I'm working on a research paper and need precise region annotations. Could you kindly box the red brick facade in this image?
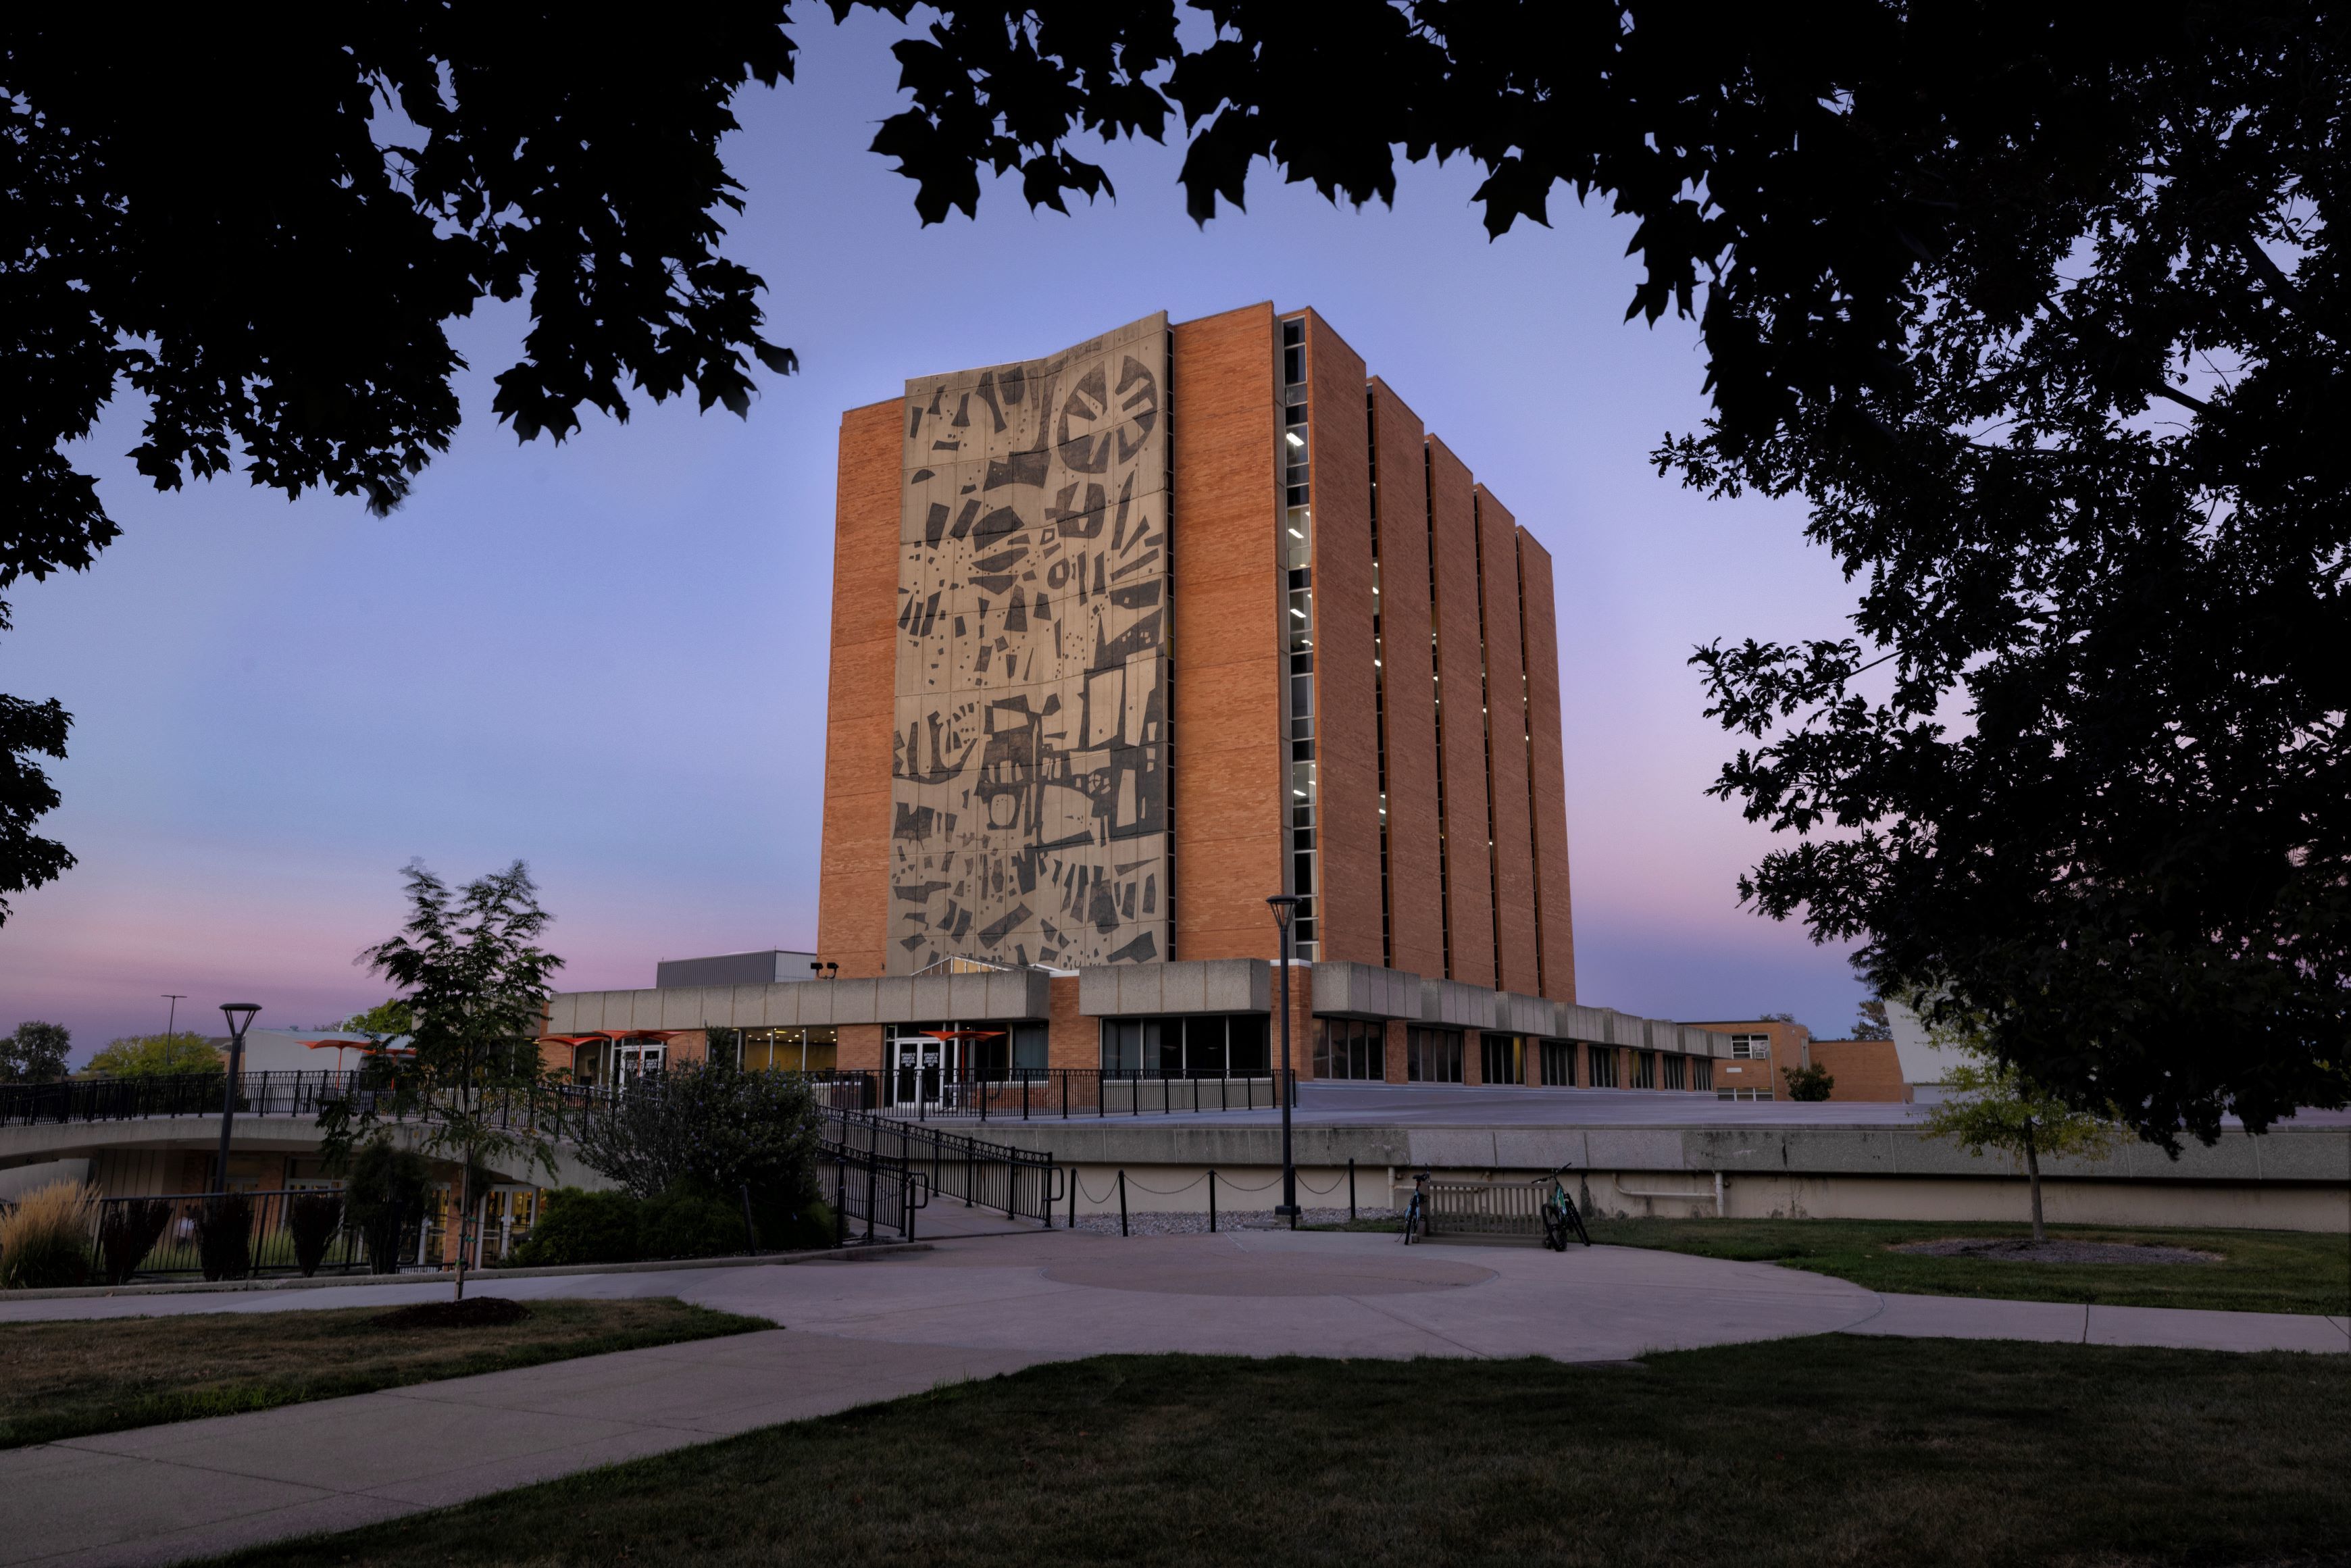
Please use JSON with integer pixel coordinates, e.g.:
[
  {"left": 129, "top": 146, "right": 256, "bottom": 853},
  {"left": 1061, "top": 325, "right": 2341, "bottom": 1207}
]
[{"left": 817, "top": 307, "right": 1572, "bottom": 996}]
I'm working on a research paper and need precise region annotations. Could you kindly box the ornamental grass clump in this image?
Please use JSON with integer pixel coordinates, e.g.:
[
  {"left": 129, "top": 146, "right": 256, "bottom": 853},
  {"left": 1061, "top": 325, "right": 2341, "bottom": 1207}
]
[{"left": 0, "top": 1180, "right": 97, "bottom": 1289}]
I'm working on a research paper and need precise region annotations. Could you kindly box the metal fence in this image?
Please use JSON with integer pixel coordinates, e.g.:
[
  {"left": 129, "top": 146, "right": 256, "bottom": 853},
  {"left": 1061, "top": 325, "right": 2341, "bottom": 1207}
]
[
  {"left": 76, "top": 1189, "right": 430, "bottom": 1284},
  {"left": 820, "top": 1067, "right": 1294, "bottom": 1123},
  {"left": 2, "top": 1066, "right": 1292, "bottom": 1134},
  {"left": 821, "top": 1107, "right": 1059, "bottom": 1225},
  {"left": 0, "top": 1071, "right": 363, "bottom": 1126},
  {"left": 819, "top": 1139, "right": 928, "bottom": 1244}
]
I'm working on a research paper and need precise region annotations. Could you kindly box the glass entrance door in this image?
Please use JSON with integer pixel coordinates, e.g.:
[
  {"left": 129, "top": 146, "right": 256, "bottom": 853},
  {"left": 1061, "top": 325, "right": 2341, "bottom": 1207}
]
[
  {"left": 892, "top": 1034, "right": 944, "bottom": 1108},
  {"left": 614, "top": 1039, "right": 665, "bottom": 1082}
]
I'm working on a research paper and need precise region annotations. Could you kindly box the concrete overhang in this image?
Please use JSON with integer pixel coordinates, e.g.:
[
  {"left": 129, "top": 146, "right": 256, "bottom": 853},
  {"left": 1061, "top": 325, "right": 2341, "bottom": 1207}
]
[
  {"left": 550, "top": 967, "right": 1056, "bottom": 1032},
  {"left": 1080, "top": 959, "right": 1270, "bottom": 1016}
]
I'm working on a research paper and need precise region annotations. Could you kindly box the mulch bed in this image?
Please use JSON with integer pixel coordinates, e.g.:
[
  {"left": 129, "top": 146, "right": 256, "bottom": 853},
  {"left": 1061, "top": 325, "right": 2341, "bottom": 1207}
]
[
  {"left": 1892, "top": 1238, "right": 2223, "bottom": 1266},
  {"left": 369, "top": 1296, "right": 536, "bottom": 1329}
]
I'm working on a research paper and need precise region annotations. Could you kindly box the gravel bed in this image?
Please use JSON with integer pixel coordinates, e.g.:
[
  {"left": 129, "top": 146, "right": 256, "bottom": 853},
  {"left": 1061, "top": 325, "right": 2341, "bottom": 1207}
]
[
  {"left": 1892, "top": 1237, "right": 2223, "bottom": 1265},
  {"left": 1074, "top": 1207, "right": 1396, "bottom": 1237}
]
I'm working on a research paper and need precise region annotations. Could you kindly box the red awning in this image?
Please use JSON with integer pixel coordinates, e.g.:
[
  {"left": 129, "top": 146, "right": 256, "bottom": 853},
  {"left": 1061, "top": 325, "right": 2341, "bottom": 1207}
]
[
  {"left": 536, "top": 1030, "right": 685, "bottom": 1044},
  {"left": 301, "top": 1038, "right": 412, "bottom": 1057},
  {"left": 924, "top": 1029, "right": 1008, "bottom": 1041}
]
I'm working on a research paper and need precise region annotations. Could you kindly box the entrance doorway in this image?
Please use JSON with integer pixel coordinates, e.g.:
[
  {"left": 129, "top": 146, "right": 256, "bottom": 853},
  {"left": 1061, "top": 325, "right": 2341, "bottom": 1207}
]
[
  {"left": 891, "top": 1033, "right": 946, "bottom": 1109},
  {"left": 614, "top": 1038, "right": 665, "bottom": 1081}
]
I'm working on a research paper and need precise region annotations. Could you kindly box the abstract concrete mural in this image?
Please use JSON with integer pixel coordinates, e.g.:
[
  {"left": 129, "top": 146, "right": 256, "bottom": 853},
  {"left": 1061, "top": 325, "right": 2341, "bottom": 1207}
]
[{"left": 889, "top": 313, "right": 1171, "bottom": 973}]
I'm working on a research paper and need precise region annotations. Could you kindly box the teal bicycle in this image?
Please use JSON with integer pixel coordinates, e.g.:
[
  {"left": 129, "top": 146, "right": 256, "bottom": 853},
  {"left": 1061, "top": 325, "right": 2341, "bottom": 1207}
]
[
  {"left": 1399, "top": 1171, "right": 1430, "bottom": 1244},
  {"left": 1540, "top": 1165, "right": 1592, "bottom": 1251}
]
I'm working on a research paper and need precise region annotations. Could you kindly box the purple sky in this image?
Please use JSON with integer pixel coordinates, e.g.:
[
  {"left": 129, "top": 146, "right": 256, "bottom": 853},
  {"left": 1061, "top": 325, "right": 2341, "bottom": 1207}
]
[{"left": 2, "top": 16, "right": 1873, "bottom": 1058}]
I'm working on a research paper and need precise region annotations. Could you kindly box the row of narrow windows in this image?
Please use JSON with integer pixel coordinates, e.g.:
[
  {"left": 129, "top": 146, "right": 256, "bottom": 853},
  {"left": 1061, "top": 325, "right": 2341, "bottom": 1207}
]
[{"left": 1280, "top": 317, "right": 1553, "bottom": 992}]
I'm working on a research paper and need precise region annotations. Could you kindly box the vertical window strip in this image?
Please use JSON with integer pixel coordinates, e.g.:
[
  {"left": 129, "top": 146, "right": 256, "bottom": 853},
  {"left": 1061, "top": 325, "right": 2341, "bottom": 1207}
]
[
  {"left": 1472, "top": 495, "right": 1502, "bottom": 990},
  {"left": 1516, "top": 536, "right": 1542, "bottom": 997},
  {"left": 1367, "top": 390, "right": 1392, "bottom": 969},
  {"left": 1163, "top": 349, "right": 1178, "bottom": 959},
  {"left": 1424, "top": 442, "right": 1452, "bottom": 979},
  {"left": 1280, "top": 315, "right": 1319, "bottom": 960}
]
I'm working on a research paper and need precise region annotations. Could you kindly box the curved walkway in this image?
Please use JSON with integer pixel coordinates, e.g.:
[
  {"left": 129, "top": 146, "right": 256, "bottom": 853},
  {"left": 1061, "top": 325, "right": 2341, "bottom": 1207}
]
[{"left": 4, "top": 1230, "right": 2342, "bottom": 1568}]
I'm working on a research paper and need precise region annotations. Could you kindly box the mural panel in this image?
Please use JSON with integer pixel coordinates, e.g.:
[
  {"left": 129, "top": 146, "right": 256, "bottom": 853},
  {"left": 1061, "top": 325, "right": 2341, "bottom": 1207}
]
[{"left": 889, "top": 313, "right": 1171, "bottom": 973}]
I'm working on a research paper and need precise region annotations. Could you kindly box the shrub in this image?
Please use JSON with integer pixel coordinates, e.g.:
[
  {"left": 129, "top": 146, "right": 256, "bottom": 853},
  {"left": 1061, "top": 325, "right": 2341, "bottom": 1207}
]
[
  {"left": 574, "top": 1061, "right": 821, "bottom": 1208},
  {"left": 194, "top": 1192, "right": 253, "bottom": 1280},
  {"left": 638, "top": 1184, "right": 748, "bottom": 1259},
  {"left": 344, "top": 1139, "right": 430, "bottom": 1274},
  {"left": 287, "top": 1192, "right": 345, "bottom": 1275},
  {"left": 97, "top": 1197, "right": 172, "bottom": 1284},
  {"left": 1782, "top": 1063, "right": 1837, "bottom": 1102},
  {"left": 0, "top": 1180, "right": 97, "bottom": 1288},
  {"left": 507, "top": 1187, "right": 641, "bottom": 1267}
]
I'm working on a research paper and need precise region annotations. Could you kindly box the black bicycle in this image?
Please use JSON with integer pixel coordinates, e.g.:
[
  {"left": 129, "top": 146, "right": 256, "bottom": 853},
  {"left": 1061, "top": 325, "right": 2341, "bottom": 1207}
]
[
  {"left": 1540, "top": 1165, "right": 1592, "bottom": 1251},
  {"left": 1399, "top": 1171, "right": 1431, "bottom": 1244}
]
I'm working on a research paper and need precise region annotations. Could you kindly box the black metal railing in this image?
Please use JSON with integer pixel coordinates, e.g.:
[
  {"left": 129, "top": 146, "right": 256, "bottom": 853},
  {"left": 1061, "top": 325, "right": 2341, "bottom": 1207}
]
[
  {"left": 822, "top": 1107, "right": 1059, "bottom": 1225},
  {"left": 1, "top": 1066, "right": 1290, "bottom": 1141},
  {"left": 819, "top": 1138, "right": 927, "bottom": 1244},
  {"left": 824, "top": 1067, "right": 1296, "bottom": 1123},
  {"left": 0, "top": 1071, "right": 362, "bottom": 1126}
]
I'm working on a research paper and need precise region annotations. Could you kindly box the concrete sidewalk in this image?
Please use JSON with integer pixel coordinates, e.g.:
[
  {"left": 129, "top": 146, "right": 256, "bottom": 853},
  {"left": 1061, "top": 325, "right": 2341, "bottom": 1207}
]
[
  {"left": 5, "top": 1330, "right": 1038, "bottom": 1568},
  {"left": 3, "top": 1229, "right": 2342, "bottom": 1568}
]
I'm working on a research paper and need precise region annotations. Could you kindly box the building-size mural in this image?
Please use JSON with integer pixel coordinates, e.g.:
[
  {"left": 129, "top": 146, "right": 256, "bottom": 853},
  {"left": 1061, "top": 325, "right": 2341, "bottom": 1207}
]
[{"left": 889, "top": 313, "right": 1171, "bottom": 973}]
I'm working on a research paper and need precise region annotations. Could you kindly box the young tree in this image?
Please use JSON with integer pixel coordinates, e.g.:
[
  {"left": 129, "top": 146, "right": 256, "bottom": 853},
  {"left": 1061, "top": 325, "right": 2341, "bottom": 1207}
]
[
  {"left": 322, "top": 860, "right": 565, "bottom": 1300},
  {"left": 1925, "top": 1056, "right": 2123, "bottom": 1243},
  {"left": 1780, "top": 1063, "right": 1836, "bottom": 1103},
  {"left": 340, "top": 999, "right": 416, "bottom": 1036},
  {"left": 80, "top": 1031, "right": 220, "bottom": 1078},
  {"left": 1, "top": 1019, "right": 71, "bottom": 1082}
]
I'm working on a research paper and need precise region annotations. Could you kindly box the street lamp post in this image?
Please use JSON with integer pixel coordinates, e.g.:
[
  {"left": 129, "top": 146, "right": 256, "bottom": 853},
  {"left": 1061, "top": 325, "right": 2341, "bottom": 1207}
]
[
  {"left": 213, "top": 1003, "right": 261, "bottom": 1193},
  {"left": 1267, "top": 895, "right": 1301, "bottom": 1228}
]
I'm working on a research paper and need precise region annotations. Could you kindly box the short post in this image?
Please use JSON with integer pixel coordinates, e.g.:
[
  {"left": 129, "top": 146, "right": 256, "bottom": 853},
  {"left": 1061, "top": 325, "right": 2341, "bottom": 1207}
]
[
  {"left": 1069, "top": 1167, "right": 1078, "bottom": 1230},
  {"left": 1118, "top": 1169, "right": 1128, "bottom": 1237},
  {"left": 1349, "top": 1157, "right": 1357, "bottom": 1223},
  {"left": 1209, "top": 1169, "right": 1217, "bottom": 1234},
  {"left": 740, "top": 1182, "right": 761, "bottom": 1254}
]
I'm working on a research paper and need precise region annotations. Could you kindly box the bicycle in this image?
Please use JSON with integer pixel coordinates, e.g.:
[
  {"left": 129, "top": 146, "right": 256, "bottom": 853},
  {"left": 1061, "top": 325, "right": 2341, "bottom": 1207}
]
[
  {"left": 1540, "top": 1165, "right": 1592, "bottom": 1251},
  {"left": 1399, "top": 1170, "right": 1430, "bottom": 1244}
]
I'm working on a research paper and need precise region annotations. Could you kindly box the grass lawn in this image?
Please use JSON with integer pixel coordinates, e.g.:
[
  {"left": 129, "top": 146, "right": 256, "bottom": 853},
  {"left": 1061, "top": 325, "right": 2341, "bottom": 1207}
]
[
  {"left": 1575, "top": 1217, "right": 2351, "bottom": 1315},
  {"left": 0, "top": 1296, "right": 767, "bottom": 1448},
  {"left": 218, "top": 1338, "right": 2350, "bottom": 1568}
]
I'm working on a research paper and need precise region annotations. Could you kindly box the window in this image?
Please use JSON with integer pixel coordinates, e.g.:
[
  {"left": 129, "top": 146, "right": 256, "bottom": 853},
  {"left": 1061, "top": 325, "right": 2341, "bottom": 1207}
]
[
  {"left": 1731, "top": 1033, "right": 1770, "bottom": 1059},
  {"left": 1480, "top": 1033, "right": 1525, "bottom": 1086},
  {"left": 1694, "top": 1059, "right": 1713, "bottom": 1091},
  {"left": 1279, "top": 315, "right": 1319, "bottom": 961},
  {"left": 1538, "top": 1040, "right": 1577, "bottom": 1086},
  {"left": 1100, "top": 1014, "right": 1271, "bottom": 1076},
  {"left": 1717, "top": 1086, "right": 1775, "bottom": 1103},
  {"left": 1662, "top": 1053, "right": 1688, "bottom": 1091},
  {"left": 1586, "top": 1045, "right": 1619, "bottom": 1088},
  {"left": 738, "top": 1027, "right": 840, "bottom": 1074},
  {"left": 1631, "top": 1050, "right": 1657, "bottom": 1090},
  {"left": 1407, "top": 1026, "right": 1464, "bottom": 1083},
  {"left": 1314, "top": 1017, "right": 1387, "bottom": 1080}
]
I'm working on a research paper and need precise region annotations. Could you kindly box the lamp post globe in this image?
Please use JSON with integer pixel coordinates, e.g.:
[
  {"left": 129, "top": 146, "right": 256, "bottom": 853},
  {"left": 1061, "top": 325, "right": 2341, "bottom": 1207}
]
[
  {"left": 213, "top": 1003, "right": 262, "bottom": 1193},
  {"left": 1266, "top": 896, "right": 1301, "bottom": 1226}
]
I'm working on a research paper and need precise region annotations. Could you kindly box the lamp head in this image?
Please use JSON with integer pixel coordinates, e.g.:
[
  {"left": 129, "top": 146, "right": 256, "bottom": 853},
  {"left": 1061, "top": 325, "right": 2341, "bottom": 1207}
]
[
  {"left": 219, "top": 1003, "right": 261, "bottom": 1037},
  {"left": 1266, "top": 894, "right": 1300, "bottom": 933}
]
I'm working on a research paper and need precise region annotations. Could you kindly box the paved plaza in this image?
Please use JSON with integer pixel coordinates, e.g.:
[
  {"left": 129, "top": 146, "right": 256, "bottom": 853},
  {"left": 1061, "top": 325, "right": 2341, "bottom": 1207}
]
[{"left": 3, "top": 1228, "right": 2344, "bottom": 1567}]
